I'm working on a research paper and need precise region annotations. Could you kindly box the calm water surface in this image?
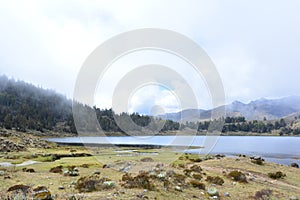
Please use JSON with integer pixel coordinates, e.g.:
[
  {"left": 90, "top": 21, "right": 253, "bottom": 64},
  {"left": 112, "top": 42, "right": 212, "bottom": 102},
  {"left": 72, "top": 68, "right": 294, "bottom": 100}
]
[{"left": 47, "top": 136, "right": 300, "bottom": 166}]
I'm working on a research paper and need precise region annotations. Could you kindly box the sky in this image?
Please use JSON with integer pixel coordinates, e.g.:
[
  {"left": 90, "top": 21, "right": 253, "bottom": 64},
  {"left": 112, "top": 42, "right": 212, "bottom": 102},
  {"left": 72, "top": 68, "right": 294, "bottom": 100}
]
[{"left": 0, "top": 0, "right": 300, "bottom": 115}]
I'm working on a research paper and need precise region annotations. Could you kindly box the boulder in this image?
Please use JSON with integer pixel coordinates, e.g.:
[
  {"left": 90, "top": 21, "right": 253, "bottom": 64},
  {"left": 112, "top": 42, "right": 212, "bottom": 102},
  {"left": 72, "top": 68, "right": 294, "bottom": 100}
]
[
  {"left": 207, "top": 187, "right": 219, "bottom": 197},
  {"left": 291, "top": 163, "right": 299, "bottom": 168}
]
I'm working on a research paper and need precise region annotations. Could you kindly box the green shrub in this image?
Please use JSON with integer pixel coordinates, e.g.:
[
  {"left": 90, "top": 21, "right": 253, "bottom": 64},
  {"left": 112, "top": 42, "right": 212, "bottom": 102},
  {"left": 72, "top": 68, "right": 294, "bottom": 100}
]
[
  {"left": 268, "top": 171, "right": 285, "bottom": 179},
  {"left": 251, "top": 159, "right": 264, "bottom": 165},
  {"left": 228, "top": 171, "right": 247, "bottom": 183},
  {"left": 192, "top": 173, "right": 202, "bottom": 180},
  {"left": 76, "top": 175, "right": 112, "bottom": 192},
  {"left": 190, "top": 180, "right": 205, "bottom": 190},
  {"left": 121, "top": 172, "right": 155, "bottom": 191},
  {"left": 206, "top": 176, "right": 224, "bottom": 185}
]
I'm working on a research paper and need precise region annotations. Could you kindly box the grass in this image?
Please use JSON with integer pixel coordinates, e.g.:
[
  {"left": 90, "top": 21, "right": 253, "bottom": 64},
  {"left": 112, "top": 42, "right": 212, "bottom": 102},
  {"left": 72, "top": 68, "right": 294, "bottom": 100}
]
[{"left": 1, "top": 145, "right": 300, "bottom": 199}]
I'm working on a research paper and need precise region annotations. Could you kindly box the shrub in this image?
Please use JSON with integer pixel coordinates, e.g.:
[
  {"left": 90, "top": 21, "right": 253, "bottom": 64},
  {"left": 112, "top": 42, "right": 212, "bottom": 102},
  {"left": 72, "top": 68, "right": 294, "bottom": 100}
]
[
  {"left": 290, "top": 163, "right": 299, "bottom": 168},
  {"left": 228, "top": 171, "right": 247, "bottom": 183},
  {"left": 251, "top": 159, "right": 264, "bottom": 165},
  {"left": 76, "top": 175, "right": 112, "bottom": 192},
  {"left": 254, "top": 189, "right": 272, "bottom": 200},
  {"left": 190, "top": 180, "right": 205, "bottom": 190},
  {"left": 206, "top": 176, "right": 224, "bottom": 185},
  {"left": 172, "top": 173, "right": 186, "bottom": 185},
  {"left": 192, "top": 173, "right": 202, "bottom": 180},
  {"left": 140, "top": 157, "right": 154, "bottom": 162},
  {"left": 49, "top": 166, "right": 63, "bottom": 173},
  {"left": 190, "top": 165, "right": 202, "bottom": 173},
  {"left": 268, "top": 171, "right": 285, "bottom": 179},
  {"left": 121, "top": 172, "right": 155, "bottom": 191}
]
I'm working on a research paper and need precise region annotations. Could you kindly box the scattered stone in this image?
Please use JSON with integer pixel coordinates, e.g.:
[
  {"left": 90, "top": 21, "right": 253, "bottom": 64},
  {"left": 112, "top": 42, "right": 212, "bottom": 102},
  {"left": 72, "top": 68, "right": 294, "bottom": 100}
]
[
  {"left": 207, "top": 187, "right": 219, "bottom": 197},
  {"left": 175, "top": 186, "right": 182, "bottom": 192},
  {"left": 119, "top": 165, "right": 131, "bottom": 173},
  {"left": 249, "top": 176, "right": 255, "bottom": 181},
  {"left": 103, "top": 181, "right": 115, "bottom": 189},
  {"left": 0, "top": 170, "right": 5, "bottom": 176},
  {"left": 158, "top": 172, "right": 166, "bottom": 179},
  {"left": 93, "top": 170, "right": 101, "bottom": 175},
  {"left": 291, "top": 163, "right": 299, "bottom": 168},
  {"left": 103, "top": 164, "right": 111, "bottom": 168},
  {"left": 58, "top": 185, "right": 65, "bottom": 190},
  {"left": 33, "top": 188, "right": 52, "bottom": 200},
  {"left": 224, "top": 192, "right": 230, "bottom": 197},
  {"left": 290, "top": 196, "right": 298, "bottom": 200}
]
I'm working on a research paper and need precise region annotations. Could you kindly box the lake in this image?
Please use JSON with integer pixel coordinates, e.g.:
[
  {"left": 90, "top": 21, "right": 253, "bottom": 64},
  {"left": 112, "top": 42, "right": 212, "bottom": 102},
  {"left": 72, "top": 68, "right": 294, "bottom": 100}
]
[{"left": 46, "top": 136, "right": 300, "bottom": 166}]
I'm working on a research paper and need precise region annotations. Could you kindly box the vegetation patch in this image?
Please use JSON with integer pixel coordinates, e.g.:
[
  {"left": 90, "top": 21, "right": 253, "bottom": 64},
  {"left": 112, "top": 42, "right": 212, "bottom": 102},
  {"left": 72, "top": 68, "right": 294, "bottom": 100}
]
[
  {"left": 254, "top": 189, "right": 272, "bottom": 200},
  {"left": 189, "top": 180, "right": 206, "bottom": 190},
  {"left": 140, "top": 157, "right": 154, "bottom": 162},
  {"left": 228, "top": 170, "right": 248, "bottom": 183},
  {"left": 121, "top": 172, "right": 156, "bottom": 190},
  {"left": 76, "top": 175, "right": 114, "bottom": 192},
  {"left": 268, "top": 171, "right": 286, "bottom": 179},
  {"left": 206, "top": 176, "right": 224, "bottom": 185}
]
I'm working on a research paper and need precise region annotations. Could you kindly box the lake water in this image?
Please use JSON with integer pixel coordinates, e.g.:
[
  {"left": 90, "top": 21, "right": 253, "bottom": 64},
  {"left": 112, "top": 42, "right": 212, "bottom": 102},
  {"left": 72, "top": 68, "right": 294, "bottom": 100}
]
[{"left": 46, "top": 136, "right": 300, "bottom": 166}]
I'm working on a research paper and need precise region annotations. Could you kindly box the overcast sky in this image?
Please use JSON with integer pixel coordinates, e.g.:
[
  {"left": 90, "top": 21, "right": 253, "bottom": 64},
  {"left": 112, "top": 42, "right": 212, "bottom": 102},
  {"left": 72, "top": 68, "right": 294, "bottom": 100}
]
[{"left": 1, "top": 0, "right": 300, "bottom": 114}]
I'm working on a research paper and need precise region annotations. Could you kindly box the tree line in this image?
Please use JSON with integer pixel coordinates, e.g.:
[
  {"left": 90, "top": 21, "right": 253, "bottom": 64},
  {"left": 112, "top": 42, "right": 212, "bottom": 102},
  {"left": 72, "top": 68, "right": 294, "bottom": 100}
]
[
  {"left": 0, "top": 75, "right": 180, "bottom": 134},
  {"left": 183, "top": 116, "right": 300, "bottom": 135}
]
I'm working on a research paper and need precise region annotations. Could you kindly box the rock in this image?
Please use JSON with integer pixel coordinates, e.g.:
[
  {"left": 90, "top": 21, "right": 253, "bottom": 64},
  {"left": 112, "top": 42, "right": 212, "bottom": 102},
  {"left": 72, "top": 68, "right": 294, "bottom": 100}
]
[
  {"left": 175, "top": 186, "right": 182, "bottom": 192},
  {"left": 33, "top": 189, "right": 52, "bottom": 200},
  {"left": 70, "top": 181, "right": 76, "bottom": 185},
  {"left": 32, "top": 186, "right": 52, "bottom": 200},
  {"left": 119, "top": 165, "right": 131, "bottom": 173},
  {"left": 207, "top": 187, "right": 219, "bottom": 197},
  {"left": 291, "top": 163, "right": 299, "bottom": 168},
  {"left": 224, "top": 192, "right": 230, "bottom": 197},
  {"left": 211, "top": 196, "right": 219, "bottom": 200},
  {"left": 103, "top": 164, "right": 111, "bottom": 168},
  {"left": 249, "top": 176, "right": 255, "bottom": 181},
  {"left": 93, "top": 170, "right": 101, "bottom": 175},
  {"left": 232, "top": 182, "right": 237, "bottom": 186},
  {"left": 58, "top": 185, "right": 65, "bottom": 190},
  {"left": 68, "top": 195, "right": 76, "bottom": 200},
  {"left": 290, "top": 196, "right": 298, "bottom": 200},
  {"left": 157, "top": 172, "right": 166, "bottom": 179},
  {"left": 103, "top": 181, "right": 115, "bottom": 189},
  {"left": 0, "top": 170, "right": 5, "bottom": 176}
]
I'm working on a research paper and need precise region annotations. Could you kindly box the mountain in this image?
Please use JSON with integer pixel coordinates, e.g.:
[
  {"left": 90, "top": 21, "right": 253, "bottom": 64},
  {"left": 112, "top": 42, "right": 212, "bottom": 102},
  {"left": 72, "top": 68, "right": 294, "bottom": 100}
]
[{"left": 160, "top": 96, "right": 300, "bottom": 122}]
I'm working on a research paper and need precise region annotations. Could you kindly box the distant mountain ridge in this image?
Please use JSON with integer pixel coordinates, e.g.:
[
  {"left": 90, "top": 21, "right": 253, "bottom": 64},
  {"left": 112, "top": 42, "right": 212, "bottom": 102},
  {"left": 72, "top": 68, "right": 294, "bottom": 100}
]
[{"left": 158, "top": 96, "right": 300, "bottom": 122}]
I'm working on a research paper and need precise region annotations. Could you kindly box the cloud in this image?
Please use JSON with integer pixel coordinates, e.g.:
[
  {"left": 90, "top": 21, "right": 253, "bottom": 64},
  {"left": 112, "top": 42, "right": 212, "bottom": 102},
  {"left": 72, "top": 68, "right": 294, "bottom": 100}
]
[{"left": 0, "top": 0, "right": 300, "bottom": 112}]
